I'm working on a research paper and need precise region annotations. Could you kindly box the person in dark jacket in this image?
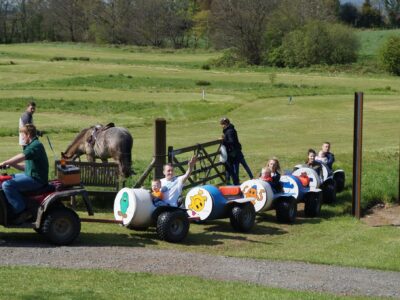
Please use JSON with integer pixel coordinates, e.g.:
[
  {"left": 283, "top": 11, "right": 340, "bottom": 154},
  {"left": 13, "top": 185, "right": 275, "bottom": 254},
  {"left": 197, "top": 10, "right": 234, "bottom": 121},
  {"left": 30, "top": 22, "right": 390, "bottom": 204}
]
[
  {"left": 321, "top": 142, "right": 335, "bottom": 169},
  {"left": 220, "top": 117, "right": 253, "bottom": 185},
  {"left": 265, "top": 157, "right": 282, "bottom": 192}
]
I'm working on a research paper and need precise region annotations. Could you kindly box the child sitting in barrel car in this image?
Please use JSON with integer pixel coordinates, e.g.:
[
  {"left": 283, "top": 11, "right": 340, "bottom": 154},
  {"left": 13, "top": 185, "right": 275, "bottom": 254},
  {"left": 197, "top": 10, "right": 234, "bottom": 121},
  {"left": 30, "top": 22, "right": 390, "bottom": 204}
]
[
  {"left": 151, "top": 179, "right": 166, "bottom": 207},
  {"left": 264, "top": 158, "right": 283, "bottom": 193}
]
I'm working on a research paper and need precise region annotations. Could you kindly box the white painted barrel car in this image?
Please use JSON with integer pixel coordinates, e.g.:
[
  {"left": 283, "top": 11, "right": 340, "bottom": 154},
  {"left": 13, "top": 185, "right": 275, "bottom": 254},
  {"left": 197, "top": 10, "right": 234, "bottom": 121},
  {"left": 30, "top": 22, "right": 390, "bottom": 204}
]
[
  {"left": 240, "top": 167, "right": 322, "bottom": 224},
  {"left": 114, "top": 188, "right": 190, "bottom": 243}
]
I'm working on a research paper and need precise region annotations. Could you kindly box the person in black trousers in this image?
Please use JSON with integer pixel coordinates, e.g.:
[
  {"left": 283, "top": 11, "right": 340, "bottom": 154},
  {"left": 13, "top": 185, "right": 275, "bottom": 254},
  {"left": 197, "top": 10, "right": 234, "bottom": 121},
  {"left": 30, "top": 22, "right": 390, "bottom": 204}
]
[{"left": 220, "top": 117, "right": 253, "bottom": 185}]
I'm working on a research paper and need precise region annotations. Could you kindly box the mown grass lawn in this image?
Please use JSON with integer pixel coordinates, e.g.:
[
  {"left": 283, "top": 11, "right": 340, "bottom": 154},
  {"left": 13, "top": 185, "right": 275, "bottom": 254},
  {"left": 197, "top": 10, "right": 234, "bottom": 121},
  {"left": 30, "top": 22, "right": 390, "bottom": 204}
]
[
  {"left": 0, "top": 267, "right": 369, "bottom": 300},
  {"left": 0, "top": 40, "right": 399, "bottom": 297}
]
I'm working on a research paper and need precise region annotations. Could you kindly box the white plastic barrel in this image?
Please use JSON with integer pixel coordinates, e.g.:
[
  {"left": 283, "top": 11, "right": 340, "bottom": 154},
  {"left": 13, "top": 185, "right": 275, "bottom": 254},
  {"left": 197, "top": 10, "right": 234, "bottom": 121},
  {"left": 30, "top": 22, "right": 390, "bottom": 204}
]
[
  {"left": 280, "top": 175, "right": 304, "bottom": 199},
  {"left": 292, "top": 167, "right": 321, "bottom": 189},
  {"left": 114, "top": 188, "right": 155, "bottom": 227},
  {"left": 240, "top": 179, "right": 274, "bottom": 213}
]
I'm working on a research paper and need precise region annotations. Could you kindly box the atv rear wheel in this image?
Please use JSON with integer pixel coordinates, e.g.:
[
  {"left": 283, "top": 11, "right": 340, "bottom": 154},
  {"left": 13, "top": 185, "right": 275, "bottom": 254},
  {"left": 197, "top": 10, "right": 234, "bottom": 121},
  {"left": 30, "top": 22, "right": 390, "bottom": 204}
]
[{"left": 42, "top": 207, "right": 81, "bottom": 245}]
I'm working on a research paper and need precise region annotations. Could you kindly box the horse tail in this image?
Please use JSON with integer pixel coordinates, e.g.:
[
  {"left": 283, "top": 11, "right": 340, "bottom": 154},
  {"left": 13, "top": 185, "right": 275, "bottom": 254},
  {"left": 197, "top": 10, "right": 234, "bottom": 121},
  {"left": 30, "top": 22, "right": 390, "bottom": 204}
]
[
  {"left": 120, "top": 152, "right": 132, "bottom": 178},
  {"left": 120, "top": 133, "right": 133, "bottom": 178}
]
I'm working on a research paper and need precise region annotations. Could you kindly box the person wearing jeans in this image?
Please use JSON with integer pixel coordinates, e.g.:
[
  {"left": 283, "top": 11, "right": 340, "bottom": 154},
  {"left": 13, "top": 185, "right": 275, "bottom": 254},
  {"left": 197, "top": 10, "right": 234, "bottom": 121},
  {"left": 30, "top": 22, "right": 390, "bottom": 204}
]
[
  {"left": 0, "top": 124, "right": 49, "bottom": 223},
  {"left": 220, "top": 117, "right": 253, "bottom": 185}
]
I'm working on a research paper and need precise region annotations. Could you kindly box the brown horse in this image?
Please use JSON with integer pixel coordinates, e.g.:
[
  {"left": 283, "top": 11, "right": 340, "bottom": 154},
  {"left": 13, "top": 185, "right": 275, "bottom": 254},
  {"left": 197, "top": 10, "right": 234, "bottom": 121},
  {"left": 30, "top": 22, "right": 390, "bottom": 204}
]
[{"left": 61, "top": 123, "right": 133, "bottom": 178}]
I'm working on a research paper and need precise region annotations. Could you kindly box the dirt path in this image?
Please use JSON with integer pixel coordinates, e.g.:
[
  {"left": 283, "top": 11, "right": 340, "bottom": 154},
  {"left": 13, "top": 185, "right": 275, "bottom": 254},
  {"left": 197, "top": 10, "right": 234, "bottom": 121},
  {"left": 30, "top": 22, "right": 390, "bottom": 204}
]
[
  {"left": 362, "top": 203, "right": 400, "bottom": 227},
  {"left": 1, "top": 242, "right": 399, "bottom": 298}
]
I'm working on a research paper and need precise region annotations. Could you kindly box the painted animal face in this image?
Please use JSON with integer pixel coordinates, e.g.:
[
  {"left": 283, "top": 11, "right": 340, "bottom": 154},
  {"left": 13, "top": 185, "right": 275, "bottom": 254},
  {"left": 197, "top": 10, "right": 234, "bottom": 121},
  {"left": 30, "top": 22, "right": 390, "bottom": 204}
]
[
  {"left": 188, "top": 190, "right": 207, "bottom": 212},
  {"left": 242, "top": 185, "right": 265, "bottom": 205},
  {"left": 244, "top": 185, "right": 258, "bottom": 199},
  {"left": 117, "top": 192, "right": 129, "bottom": 218}
]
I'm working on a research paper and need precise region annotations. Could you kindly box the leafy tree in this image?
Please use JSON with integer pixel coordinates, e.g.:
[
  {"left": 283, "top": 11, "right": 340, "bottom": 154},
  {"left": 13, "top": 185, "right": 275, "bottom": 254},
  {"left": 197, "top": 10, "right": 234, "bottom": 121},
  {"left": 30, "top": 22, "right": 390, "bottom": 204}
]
[
  {"left": 210, "top": 0, "right": 278, "bottom": 65},
  {"left": 0, "top": 0, "right": 18, "bottom": 43},
  {"left": 192, "top": 9, "right": 210, "bottom": 48},
  {"left": 358, "top": 0, "right": 382, "bottom": 27},
  {"left": 379, "top": 35, "right": 400, "bottom": 75},
  {"left": 90, "top": 0, "right": 135, "bottom": 44},
  {"left": 47, "top": 0, "right": 92, "bottom": 42},
  {"left": 383, "top": 0, "right": 400, "bottom": 27},
  {"left": 339, "top": 3, "right": 359, "bottom": 26},
  {"left": 266, "top": 0, "right": 339, "bottom": 50},
  {"left": 163, "top": 0, "right": 195, "bottom": 48}
]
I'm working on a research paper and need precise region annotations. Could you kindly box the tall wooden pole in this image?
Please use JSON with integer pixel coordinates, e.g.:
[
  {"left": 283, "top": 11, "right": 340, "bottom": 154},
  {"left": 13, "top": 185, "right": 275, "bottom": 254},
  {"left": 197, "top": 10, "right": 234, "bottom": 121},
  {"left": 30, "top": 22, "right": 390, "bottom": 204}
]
[
  {"left": 154, "top": 118, "right": 166, "bottom": 179},
  {"left": 352, "top": 92, "right": 364, "bottom": 219}
]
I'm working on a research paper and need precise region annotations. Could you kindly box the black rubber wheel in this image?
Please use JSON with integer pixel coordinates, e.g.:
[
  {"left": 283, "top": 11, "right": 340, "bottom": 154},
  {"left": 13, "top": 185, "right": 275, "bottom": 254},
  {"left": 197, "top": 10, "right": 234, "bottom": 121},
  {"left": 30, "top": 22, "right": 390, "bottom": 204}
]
[
  {"left": 42, "top": 207, "right": 81, "bottom": 245},
  {"left": 229, "top": 203, "right": 256, "bottom": 232},
  {"left": 156, "top": 210, "right": 189, "bottom": 243},
  {"left": 322, "top": 182, "right": 336, "bottom": 204},
  {"left": 275, "top": 197, "right": 297, "bottom": 223},
  {"left": 334, "top": 172, "right": 345, "bottom": 193},
  {"left": 304, "top": 192, "right": 322, "bottom": 218}
]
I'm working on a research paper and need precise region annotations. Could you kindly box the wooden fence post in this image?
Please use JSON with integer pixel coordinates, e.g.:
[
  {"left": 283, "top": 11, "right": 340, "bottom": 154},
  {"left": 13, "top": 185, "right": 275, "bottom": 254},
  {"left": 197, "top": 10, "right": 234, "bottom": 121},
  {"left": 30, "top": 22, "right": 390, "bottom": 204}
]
[
  {"left": 352, "top": 92, "right": 363, "bottom": 219},
  {"left": 154, "top": 118, "right": 166, "bottom": 179}
]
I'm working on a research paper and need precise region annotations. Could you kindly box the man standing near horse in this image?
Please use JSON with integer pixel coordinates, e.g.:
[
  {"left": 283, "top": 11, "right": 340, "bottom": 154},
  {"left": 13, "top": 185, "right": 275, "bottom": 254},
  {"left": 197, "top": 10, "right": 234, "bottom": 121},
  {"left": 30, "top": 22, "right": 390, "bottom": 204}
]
[
  {"left": 160, "top": 155, "right": 197, "bottom": 207},
  {"left": 19, "top": 101, "right": 43, "bottom": 146},
  {"left": 0, "top": 124, "right": 49, "bottom": 224}
]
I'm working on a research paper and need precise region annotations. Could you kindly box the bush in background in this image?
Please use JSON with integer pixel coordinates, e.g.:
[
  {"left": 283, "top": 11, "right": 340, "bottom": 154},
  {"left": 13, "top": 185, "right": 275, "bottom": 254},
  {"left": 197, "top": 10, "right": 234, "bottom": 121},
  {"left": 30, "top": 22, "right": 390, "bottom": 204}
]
[
  {"left": 275, "top": 21, "right": 359, "bottom": 67},
  {"left": 379, "top": 35, "right": 400, "bottom": 75}
]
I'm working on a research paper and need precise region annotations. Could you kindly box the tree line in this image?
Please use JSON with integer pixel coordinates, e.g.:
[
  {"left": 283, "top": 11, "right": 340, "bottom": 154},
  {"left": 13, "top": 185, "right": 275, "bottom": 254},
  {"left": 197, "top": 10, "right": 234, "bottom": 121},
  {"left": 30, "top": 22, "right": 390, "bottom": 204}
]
[
  {"left": 0, "top": 0, "right": 399, "bottom": 69},
  {"left": 340, "top": 0, "right": 400, "bottom": 28}
]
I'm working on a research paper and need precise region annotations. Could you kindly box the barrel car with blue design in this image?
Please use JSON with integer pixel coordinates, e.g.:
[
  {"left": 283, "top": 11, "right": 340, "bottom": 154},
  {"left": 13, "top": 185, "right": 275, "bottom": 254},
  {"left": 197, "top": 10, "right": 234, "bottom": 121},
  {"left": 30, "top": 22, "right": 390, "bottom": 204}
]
[
  {"left": 293, "top": 162, "right": 345, "bottom": 203},
  {"left": 239, "top": 167, "right": 323, "bottom": 224}
]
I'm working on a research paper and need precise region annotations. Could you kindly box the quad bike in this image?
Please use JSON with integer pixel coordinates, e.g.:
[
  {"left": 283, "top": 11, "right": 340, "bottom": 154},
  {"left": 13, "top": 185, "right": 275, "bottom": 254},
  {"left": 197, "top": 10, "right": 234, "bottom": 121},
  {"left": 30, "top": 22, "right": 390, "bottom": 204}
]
[
  {"left": 114, "top": 188, "right": 190, "bottom": 243},
  {"left": 0, "top": 165, "right": 92, "bottom": 245}
]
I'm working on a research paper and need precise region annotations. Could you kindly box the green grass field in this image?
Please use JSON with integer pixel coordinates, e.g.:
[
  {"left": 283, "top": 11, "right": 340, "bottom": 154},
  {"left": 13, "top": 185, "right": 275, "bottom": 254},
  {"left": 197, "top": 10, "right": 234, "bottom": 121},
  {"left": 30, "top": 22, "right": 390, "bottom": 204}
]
[
  {"left": 0, "top": 267, "right": 369, "bottom": 300},
  {"left": 0, "top": 38, "right": 399, "bottom": 298}
]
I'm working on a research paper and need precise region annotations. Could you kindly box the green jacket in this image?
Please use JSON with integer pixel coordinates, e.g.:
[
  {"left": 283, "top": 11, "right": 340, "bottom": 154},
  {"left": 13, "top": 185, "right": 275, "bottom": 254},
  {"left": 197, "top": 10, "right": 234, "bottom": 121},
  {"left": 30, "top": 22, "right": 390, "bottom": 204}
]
[{"left": 23, "top": 137, "right": 49, "bottom": 184}]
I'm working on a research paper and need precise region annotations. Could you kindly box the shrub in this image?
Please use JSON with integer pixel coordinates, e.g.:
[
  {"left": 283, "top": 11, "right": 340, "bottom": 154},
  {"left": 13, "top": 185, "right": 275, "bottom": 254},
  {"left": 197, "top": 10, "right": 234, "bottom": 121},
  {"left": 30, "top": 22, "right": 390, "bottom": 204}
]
[
  {"left": 276, "top": 21, "right": 359, "bottom": 67},
  {"left": 195, "top": 80, "right": 211, "bottom": 86},
  {"left": 327, "top": 23, "right": 359, "bottom": 64},
  {"left": 50, "top": 56, "right": 67, "bottom": 61},
  {"left": 209, "top": 49, "right": 247, "bottom": 67},
  {"left": 379, "top": 35, "right": 400, "bottom": 76}
]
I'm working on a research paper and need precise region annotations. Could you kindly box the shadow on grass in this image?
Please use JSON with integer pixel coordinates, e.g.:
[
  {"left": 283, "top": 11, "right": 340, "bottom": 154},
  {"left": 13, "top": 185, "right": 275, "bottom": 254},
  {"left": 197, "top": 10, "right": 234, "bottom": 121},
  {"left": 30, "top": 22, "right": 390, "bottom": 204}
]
[
  {"left": 199, "top": 219, "right": 287, "bottom": 236},
  {"left": 0, "top": 231, "right": 160, "bottom": 248}
]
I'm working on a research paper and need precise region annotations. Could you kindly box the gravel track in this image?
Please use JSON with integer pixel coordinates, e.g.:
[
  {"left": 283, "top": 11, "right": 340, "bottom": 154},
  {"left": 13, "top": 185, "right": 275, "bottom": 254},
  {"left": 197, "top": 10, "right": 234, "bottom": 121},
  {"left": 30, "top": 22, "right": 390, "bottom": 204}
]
[{"left": 1, "top": 242, "right": 399, "bottom": 298}]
